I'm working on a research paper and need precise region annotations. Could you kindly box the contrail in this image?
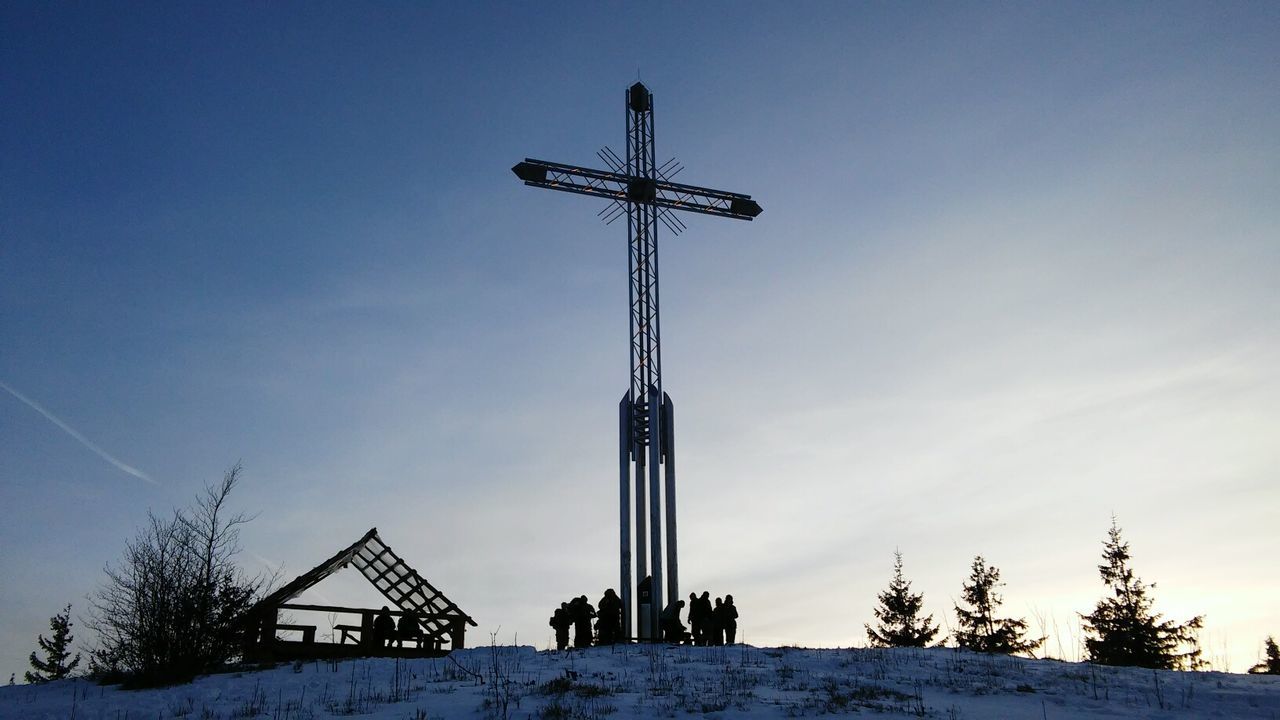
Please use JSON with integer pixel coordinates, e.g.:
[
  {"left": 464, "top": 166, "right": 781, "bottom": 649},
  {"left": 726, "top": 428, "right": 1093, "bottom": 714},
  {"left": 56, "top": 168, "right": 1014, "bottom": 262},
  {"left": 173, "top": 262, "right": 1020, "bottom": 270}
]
[{"left": 0, "top": 380, "right": 157, "bottom": 485}]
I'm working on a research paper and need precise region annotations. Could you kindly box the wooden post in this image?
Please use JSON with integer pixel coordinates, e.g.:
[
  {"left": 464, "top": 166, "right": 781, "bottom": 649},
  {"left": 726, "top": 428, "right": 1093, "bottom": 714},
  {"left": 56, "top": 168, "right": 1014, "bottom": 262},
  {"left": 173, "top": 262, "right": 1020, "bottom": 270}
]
[
  {"left": 360, "top": 610, "right": 375, "bottom": 650},
  {"left": 449, "top": 618, "right": 465, "bottom": 650},
  {"left": 259, "top": 608, "right": 277, "bottom": 644}
]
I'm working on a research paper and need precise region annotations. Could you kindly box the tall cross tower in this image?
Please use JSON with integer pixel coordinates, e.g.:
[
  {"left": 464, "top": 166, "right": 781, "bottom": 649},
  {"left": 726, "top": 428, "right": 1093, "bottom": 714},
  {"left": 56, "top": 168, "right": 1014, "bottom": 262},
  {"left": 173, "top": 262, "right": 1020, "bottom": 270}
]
[{"left": 513, "top": 82, "right": 762, "bottom": 640}]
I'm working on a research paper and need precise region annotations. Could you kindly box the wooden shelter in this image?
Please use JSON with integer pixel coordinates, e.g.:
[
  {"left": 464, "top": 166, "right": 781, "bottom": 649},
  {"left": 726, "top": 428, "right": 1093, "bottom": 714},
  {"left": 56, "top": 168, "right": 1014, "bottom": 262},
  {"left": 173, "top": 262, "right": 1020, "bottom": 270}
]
[{"left": 244, "top": 528, "right": 476, "bottom": 661}]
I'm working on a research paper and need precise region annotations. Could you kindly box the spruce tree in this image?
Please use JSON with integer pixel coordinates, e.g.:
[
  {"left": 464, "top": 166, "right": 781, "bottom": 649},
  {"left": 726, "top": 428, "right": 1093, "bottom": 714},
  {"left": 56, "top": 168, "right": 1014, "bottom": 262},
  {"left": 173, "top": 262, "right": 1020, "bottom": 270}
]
[
  {"left": 1080, "top": 518, "right": 1203, "bottom": 670},
  {"left": 25, "top": 604, "right": 81, "bottom": 683},
  {"left": 953, "top": 556, "right": 1043, "bottom": 656},
  {"left": 1248, "top": 636, "right": 1280, "bottom": 675},
  {"left": 865, "top": 550, "right": 939, "bottom": 647}
]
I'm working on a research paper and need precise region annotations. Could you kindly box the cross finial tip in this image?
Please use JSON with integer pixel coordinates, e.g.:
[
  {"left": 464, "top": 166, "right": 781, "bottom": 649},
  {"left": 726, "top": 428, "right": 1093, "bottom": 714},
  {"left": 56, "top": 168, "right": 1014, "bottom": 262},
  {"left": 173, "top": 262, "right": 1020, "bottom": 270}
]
[{"left": 628, "top": 82, "right": 651, "bottom": 112}]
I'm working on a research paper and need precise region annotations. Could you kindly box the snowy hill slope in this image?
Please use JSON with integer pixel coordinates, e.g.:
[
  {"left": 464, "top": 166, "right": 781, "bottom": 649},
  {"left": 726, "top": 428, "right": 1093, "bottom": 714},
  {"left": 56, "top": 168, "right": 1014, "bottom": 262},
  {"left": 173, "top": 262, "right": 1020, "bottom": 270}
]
[{"left": 3, "top": 645, "right": 1278, "bottom": 719}]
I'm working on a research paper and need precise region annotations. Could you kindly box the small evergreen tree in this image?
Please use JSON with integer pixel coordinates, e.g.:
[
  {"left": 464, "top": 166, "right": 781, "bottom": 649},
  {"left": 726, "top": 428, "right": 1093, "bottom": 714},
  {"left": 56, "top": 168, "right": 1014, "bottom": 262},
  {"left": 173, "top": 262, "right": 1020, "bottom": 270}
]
[
  {"left": 25, "top": 604, "right": 81, "bottom": 683},
  {"left": 1080, "top": 518, "right": 1203, "bottom": 670},
  {"left": 1248, "top": 636, "right": 1280, "bottom": 675},
  {"left": 953, "top": 556, "right": 1043, "bottom": 656},
  {"left": 865, "top": 550, "right": 939, "bottom": 647}
]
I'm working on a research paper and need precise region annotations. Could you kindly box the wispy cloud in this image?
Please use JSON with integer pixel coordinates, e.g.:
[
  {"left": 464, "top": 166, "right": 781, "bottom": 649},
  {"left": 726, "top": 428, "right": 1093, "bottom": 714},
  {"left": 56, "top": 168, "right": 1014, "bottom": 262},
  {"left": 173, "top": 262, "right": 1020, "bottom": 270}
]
[{"left": 0, "top": 380, "right": 157, "bottom": 485}]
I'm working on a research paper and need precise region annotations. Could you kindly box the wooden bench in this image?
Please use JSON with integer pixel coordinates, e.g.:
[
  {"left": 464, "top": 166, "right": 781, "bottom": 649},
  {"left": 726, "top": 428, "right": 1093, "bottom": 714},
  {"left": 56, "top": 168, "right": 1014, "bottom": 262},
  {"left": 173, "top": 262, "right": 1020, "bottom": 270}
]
[
  {"left": 335, "top": 624, "right": 362, "bottom": 645},
  {"left": 394, "top": 634, "right": 437, "bottom": 650},
  {"left": 334, "top": 624, "right": 438, "bottom": 650},
  {"left": 275, "top": 624, "right": 316, "bottom": 644}
]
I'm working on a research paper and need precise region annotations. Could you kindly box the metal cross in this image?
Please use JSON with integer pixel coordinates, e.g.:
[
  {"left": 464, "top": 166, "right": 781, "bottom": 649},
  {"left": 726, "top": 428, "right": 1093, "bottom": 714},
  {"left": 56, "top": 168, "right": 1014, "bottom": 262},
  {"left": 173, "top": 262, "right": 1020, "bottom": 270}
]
[{"left": 513, "top": 82, "right": 762, "bottom": 640}]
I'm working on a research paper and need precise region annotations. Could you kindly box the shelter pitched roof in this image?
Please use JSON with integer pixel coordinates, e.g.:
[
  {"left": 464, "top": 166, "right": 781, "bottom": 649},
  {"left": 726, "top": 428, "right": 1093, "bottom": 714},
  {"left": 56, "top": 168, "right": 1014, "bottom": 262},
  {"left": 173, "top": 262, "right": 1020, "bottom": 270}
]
[{"left": 257, "top": 527, "right": 476, "bottom": 635}]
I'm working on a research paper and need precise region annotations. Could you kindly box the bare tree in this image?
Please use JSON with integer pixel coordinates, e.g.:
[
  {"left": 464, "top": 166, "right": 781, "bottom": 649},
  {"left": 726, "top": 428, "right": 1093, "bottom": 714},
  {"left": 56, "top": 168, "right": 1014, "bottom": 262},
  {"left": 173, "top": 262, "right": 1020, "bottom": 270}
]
[{"left": 86, "top": 463, "right": 267, "bottom": 686}]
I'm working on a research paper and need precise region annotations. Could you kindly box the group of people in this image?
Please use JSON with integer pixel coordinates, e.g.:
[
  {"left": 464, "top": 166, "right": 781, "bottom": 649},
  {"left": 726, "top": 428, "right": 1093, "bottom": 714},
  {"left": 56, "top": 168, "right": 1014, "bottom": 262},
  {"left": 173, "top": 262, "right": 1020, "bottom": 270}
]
[
  {"left": 660, "top": 592, "right": 738, "bottom": 645},
  {"left": 373, "top": 605, "right": 423, "bottom": 648},
  {"left": 549, "top": 591, "right": 623, "bottom": 650},
  {"left": 549, "top": 589, "right": 738, "bottom": 648}
]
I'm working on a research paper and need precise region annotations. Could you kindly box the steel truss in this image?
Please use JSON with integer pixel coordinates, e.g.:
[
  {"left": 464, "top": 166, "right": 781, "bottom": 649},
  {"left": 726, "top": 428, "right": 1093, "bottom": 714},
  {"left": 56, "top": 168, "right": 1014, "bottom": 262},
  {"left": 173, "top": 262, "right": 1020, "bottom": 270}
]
[{"left": 514, "top": 82, "right": 761, "bottom": 640}]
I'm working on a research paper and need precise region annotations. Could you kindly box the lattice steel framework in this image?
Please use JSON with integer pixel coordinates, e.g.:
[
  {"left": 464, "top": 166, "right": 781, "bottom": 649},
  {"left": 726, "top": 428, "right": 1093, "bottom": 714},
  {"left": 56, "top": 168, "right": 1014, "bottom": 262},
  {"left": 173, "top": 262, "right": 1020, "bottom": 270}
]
[{"left": 513, "top": 82, "right": 761, "bottom": 640}]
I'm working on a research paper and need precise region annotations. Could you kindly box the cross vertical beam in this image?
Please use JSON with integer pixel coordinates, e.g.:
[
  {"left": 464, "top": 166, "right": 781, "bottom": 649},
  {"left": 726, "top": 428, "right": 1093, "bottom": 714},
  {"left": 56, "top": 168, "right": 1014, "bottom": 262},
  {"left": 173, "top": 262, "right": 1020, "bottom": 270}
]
[
  {"left": 513, "top": 81, "right": 761, "bottom": 642},
  {"left": 623, "top": 82, "right": 671, "bottom": 639}
]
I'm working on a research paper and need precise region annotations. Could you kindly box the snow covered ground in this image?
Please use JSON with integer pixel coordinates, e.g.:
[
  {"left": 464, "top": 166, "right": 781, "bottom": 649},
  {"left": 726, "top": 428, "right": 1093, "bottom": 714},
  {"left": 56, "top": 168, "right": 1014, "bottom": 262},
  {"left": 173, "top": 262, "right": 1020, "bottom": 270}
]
[{"left": 3, "top": 644, "right": 1279, "bottom": 719}]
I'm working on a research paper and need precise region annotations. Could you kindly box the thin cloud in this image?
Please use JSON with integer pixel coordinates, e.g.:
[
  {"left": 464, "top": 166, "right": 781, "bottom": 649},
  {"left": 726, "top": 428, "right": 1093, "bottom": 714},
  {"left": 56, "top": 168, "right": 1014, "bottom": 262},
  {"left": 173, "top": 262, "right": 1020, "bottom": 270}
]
[{"left": 0, "top": 380, "right": 157, "bottom": 485}]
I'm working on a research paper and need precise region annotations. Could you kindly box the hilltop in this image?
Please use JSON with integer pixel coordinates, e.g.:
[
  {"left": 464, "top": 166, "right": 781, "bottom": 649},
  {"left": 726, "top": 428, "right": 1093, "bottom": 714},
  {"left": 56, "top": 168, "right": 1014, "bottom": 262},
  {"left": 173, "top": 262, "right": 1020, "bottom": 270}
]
[{"left": 3, "top": 644, "right": 1279, "bottom": 719}]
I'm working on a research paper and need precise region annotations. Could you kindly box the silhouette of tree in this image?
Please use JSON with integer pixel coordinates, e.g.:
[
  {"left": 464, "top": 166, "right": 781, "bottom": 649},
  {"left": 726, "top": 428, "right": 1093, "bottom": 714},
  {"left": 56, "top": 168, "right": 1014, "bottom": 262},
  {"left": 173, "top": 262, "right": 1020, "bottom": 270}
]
[
  {"left": 865, "top": 550, "right": 939, "bottom": 648},
  {"left": 1249, "top": 636, "right": 1280, "bottom": 675},
  {"left": 952, "top": 556, "right": 1043, "bottom": 656},
  {"left": 86, "top": 464, "right": 266, "bottom": 686},
  {"left": 25, "top": 604, "right": 81, "bottom": 683},
  {"left": 1080, "top": 518, "right": 1203, "bottom": 670}
]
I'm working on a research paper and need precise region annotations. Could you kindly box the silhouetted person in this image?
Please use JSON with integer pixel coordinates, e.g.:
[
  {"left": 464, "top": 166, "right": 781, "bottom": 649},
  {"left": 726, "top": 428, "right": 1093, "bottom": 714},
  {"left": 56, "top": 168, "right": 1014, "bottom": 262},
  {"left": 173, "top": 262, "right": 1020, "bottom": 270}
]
[
  {"left": 660, "top": 599, "right": 688, "bottom": 643},
  {"left": 396, "top": 612, "right": 422, "bottom": 648},
  {"left": 571, "top": 595, "right": 596, "bottom": 648},
  {"left": 693, "top": 591, "right": 714, "bottom": 646},
  {"left": 717, "top": 594, "right": 739, "bottom": 644},
  {"left": 597, "top": 589, "right": 622, "bottom": 645},
  {"left": 687, "top": 592, "right": 703, "bottom": 645},
  {"left": 549, "top": 603, "right": 571, "bottom": 650},
  {"left": 373, "top": 606, "right": 396, "bottom": 648},
  {"left": 709, "top": 597, "right": 725, "bottom": 646},
  {"left": 549, "top": 603, "right": 572, "bottom": 650}
]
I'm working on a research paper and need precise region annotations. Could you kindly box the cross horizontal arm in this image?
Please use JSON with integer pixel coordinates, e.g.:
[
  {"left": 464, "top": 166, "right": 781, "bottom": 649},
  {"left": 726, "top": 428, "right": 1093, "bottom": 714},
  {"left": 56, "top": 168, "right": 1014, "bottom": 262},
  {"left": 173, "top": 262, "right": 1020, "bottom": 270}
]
[
  {"left": 513, "top": 159, "right": 762, "bottom": 220},
  {"left": 513, "top": 159, "right": 630, "bottom": 203}
]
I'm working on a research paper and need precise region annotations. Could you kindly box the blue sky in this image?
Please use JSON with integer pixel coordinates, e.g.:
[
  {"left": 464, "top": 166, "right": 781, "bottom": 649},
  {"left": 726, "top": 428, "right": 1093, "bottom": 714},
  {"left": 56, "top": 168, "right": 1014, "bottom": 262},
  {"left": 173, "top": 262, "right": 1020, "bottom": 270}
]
[{"left": 2, "top": 1, "right": 1277, "bottom": 679}]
